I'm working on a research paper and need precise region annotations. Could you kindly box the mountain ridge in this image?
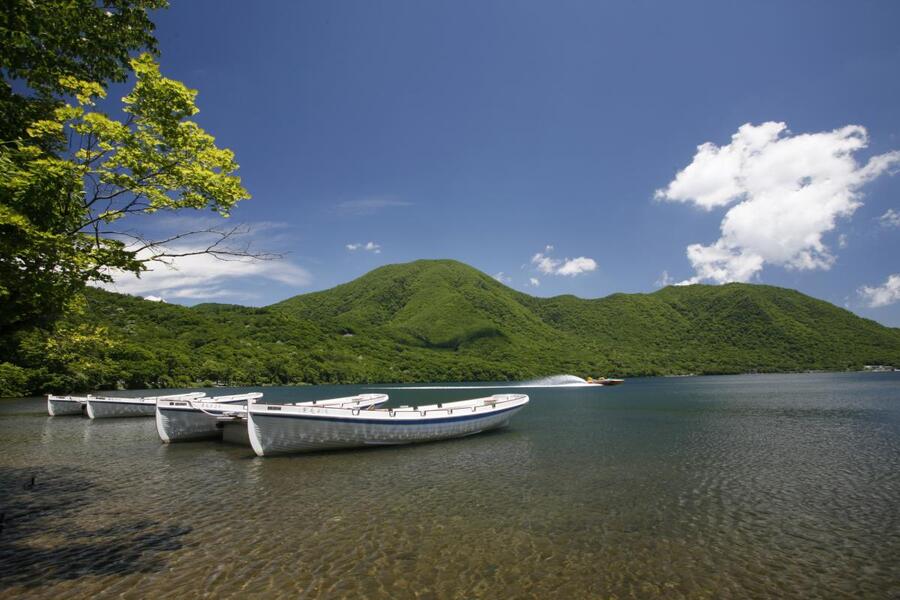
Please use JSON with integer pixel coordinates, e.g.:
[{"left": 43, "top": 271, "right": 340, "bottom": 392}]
[{"left": 4, "top": 259, "right": 899, "bottom": 394}]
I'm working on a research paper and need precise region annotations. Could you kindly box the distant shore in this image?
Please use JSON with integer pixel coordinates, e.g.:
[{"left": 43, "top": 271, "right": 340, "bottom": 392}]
[{"left": 6, "top": 367, "right": 898, "bottom": 400}]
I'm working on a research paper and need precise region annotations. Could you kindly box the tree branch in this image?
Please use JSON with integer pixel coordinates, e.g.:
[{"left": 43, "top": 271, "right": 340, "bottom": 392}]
[{"left": 99, "top": 224, "right": 283, "bottom": 265}]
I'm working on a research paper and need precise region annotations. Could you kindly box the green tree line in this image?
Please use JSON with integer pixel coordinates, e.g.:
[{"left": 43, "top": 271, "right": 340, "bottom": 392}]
[{"left": 3, "top": 260, "right": 899, "bottom": 396}]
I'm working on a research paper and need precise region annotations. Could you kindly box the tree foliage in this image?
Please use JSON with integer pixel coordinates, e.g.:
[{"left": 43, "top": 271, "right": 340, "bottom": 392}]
[
  {"left": 0, "top": 0, "right": 165, "bottom": 142},
  {"left": 0, "top": 2, "right": 251, "bottom": 364}
]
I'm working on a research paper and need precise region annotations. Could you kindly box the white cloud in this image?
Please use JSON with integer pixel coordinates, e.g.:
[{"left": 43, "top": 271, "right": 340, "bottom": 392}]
[
  {"left": 346, "top": 241, "right": 381, "bottom": 254},
  {"left": 531, "top": 252, "right": 560, "bottom": 275},
  {"left": 493, "top": 272, "right": 512, "bottom": 284},
  {"left": 336, "top": 197, "right": 411, "bottom": 216},
  {"left": 656, "top": 122, "right": 900, "bottom": 284},
  {"left": 530, "top": 246, "right": 598, "bottom": 277},
  {"left": 557, "top": 257, "right": 598, "bottom": 276},
  {"left": 859, "top": 274, "right": 900, "bottom": 307},
  {"left": 684, "top": 241, "right": 765, "bottom": 284},
  {"left": 529, "top": 277, "right": 540, "bottom": 287},
  {"left": 880, "top": 208, "right": 900, "bottom": 228},
  {"left": 838, "top": 233, "right": 848, "bottom": 248},
  {"left": 655, "top": 270, "right": 673, "bottom": 287},
  {"left": 164, "top": 287, "right": 250, "bottom": 300},
  {"left": 143, "top": 295, "right": 166, "bottom": 303},
  {"left": 94, "top": 246, "right": 311, "bottom": 302}
]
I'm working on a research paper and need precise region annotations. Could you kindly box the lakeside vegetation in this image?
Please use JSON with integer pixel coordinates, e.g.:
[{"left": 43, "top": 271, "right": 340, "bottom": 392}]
[{"left": 2, "top": 260, "right": 898, "bottom": 396}]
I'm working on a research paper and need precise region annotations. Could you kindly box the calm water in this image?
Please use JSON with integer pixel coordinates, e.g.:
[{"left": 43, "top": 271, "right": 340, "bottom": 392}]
[{"left": 1, "top": 373, "right": 898, "bottom": 599}]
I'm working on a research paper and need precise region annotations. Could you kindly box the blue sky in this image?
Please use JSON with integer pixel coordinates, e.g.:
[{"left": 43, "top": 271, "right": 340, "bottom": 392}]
[{"left": 105, "top": 1, "right": 900, "bottom": 326}]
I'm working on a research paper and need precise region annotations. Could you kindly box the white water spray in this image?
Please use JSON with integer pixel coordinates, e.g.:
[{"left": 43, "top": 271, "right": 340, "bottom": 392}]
[
  {"left": 370, "top": 374, "right": 595, "bottom": 390},
  {"left": 521, "top": 374, "right": 589, "bottom": 386}
]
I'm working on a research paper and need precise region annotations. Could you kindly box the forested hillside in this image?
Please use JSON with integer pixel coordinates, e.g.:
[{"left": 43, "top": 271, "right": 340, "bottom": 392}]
[{"left": 3, "top": 260, "right": 899, "bottom": 395}]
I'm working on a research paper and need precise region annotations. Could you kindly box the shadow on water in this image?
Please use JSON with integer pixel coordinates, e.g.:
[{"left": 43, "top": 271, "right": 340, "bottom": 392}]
[{"left": 0, "top": 466, "right": 191, "bottom": 589}]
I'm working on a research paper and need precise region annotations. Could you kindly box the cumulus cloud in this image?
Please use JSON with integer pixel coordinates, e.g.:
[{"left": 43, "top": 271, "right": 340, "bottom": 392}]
[
  {"left": 531, "top": 253, "right": 559, "bottom": 274},
  {"left": 530, "top": 245, "right": 597, "bottom": 277},
  {"left": 880, "top": 208, "right": 900, "bottom": 228},
  {"left": 656, "top": 122, "right": 900, "bottom": 284},
  {"left": 859, "top": 274, "right": 900, "bottom": 308},
  {"left": 94, "top": 246, "right": 312, "bottom": 303},
  {"left": 557, "top": 257, "right": 598, "bottom": 276},
  {"left": 346, "top": 241, "right": 381, "bottom": 253},
  {"left": 529, "top": 277, "right": 540, "bottom": 287},
  {"left": 493, "top": 272, "right": 512, "bottom": 284},
  {"left": 655, "top": 270, "right": 673, "bottom": 287},
  {"left": 336, "top": 197, "right": 411, "bottom": 216},
  {"left": 143, "top": 295, "right": 166, "bottom": 303}
]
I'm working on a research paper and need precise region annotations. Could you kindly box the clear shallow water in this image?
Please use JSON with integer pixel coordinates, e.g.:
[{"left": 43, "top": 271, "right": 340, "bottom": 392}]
[{"left": 1, "top": 373, "right": 898, "bottom": 599}]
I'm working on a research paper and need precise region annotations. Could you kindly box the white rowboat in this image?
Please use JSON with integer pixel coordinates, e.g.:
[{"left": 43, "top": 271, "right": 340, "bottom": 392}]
[
  {"left": 156, "top": 393, "right": 389, "bottom": 444},
  {"left": 247, "top": 393, "right": 529, "bottom": 456},
  {"left": 47, "top": 394, "right": 91, "bottom": 416},
  {"left": 86, "top": 392, "right": 208, "bottom": 419}
]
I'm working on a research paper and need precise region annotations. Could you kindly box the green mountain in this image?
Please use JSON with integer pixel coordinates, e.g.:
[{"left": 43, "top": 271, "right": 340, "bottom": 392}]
[{"left": 4, "top": 259, "right": 900, "bottom": 394}]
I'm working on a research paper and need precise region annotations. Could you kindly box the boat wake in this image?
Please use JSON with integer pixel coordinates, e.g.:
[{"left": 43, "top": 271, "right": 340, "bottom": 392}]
[
  {"left": 522, "top": 374, "right": 589, "bottom": 386},
  {"left": 369, "top": 374, "right": 596, "bottom": 390}
]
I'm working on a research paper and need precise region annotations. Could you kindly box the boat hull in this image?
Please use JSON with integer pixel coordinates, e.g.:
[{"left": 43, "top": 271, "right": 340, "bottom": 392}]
[
  {"left": 222, "top": 421, "right": 250, "bottom": 445},
  {"left": 156, "top": 405, "right": 234, "bottom": 442},
  {"left": 248, "top": 404, "right": 525, "bottom": 456},
  {"left": 47, "top": 397, "right": 85, "bottom": 416},
  {"left": 87, "top": 392, "right": 208, "bottom": 420},
  {"left": 156, "top": 394, "right": 386, "bottom": 444},
  {"left": 86, "top": 399, "right": 156, "bottom": 419}
]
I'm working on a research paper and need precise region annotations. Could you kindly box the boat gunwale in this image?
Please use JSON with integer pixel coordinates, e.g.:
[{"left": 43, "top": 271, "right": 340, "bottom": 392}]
[
  {"left": 90, "top": 392, "right": 207, "bottom": 406},
  {"left": 157, "top": 402, "right": 248, "bottom": 414},
  {"left": 188, "top": 392, "right": 263, "bottom": 403},
  {"left": 249, "top": 403, "right": 525, "bottom": 425},
  {"left": 285, "top": 393, "right": 388, "bottom": 407},
  {"left": 248, "top": 393, "right": 529, "bottom": 424},
  {"left": 47, "top": 394, "right": 89, "bottom": 403},
  {"left": 157, "top": 393, "right": 390, "bottom": 415}
]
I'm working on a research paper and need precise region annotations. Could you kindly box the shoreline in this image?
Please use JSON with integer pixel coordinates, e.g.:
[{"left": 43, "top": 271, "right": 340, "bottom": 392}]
[{"left": 4, "top": 368, "right": 898, "bottom": 400}]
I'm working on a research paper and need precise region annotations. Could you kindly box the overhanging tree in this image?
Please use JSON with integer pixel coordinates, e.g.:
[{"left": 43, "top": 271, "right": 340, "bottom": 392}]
[
  {"left": 0, "top": 1, "right": 260, "bottom": 394},
  {"left": 2, "top": 54, "right": 253, "bottom": 334}
]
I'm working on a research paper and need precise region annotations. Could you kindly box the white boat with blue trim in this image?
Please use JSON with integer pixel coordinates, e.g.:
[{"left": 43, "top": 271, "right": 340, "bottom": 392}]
[
  {"left": 156, "top": 393, "right": 389, "bottom": 443},
  {"left": 86, "top": 392, "right": 209, "bottom": 419},
  {"left": 247, "top": 393, "right": 529, "bottom": 456}
]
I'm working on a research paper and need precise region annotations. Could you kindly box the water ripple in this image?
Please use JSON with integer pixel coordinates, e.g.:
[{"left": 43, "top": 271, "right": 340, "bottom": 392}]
[{"left": 0, "top": 372, "right": 898, "bottom": 598}]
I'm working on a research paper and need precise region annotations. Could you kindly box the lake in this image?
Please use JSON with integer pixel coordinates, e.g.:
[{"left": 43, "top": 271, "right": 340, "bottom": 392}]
[{"left": 1, "top": 373, "right": 898, "bottom": 598}]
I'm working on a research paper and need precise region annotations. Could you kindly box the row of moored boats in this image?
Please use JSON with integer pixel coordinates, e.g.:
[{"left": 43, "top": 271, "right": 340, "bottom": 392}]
[{"left": 46, "top": 391, "right": 530, "bottom": 456}]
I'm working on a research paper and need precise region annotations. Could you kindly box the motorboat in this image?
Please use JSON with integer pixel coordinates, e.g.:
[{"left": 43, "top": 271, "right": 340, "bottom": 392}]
[{"left": 585, "top": 377, "right": 625, "bottom": 386}]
